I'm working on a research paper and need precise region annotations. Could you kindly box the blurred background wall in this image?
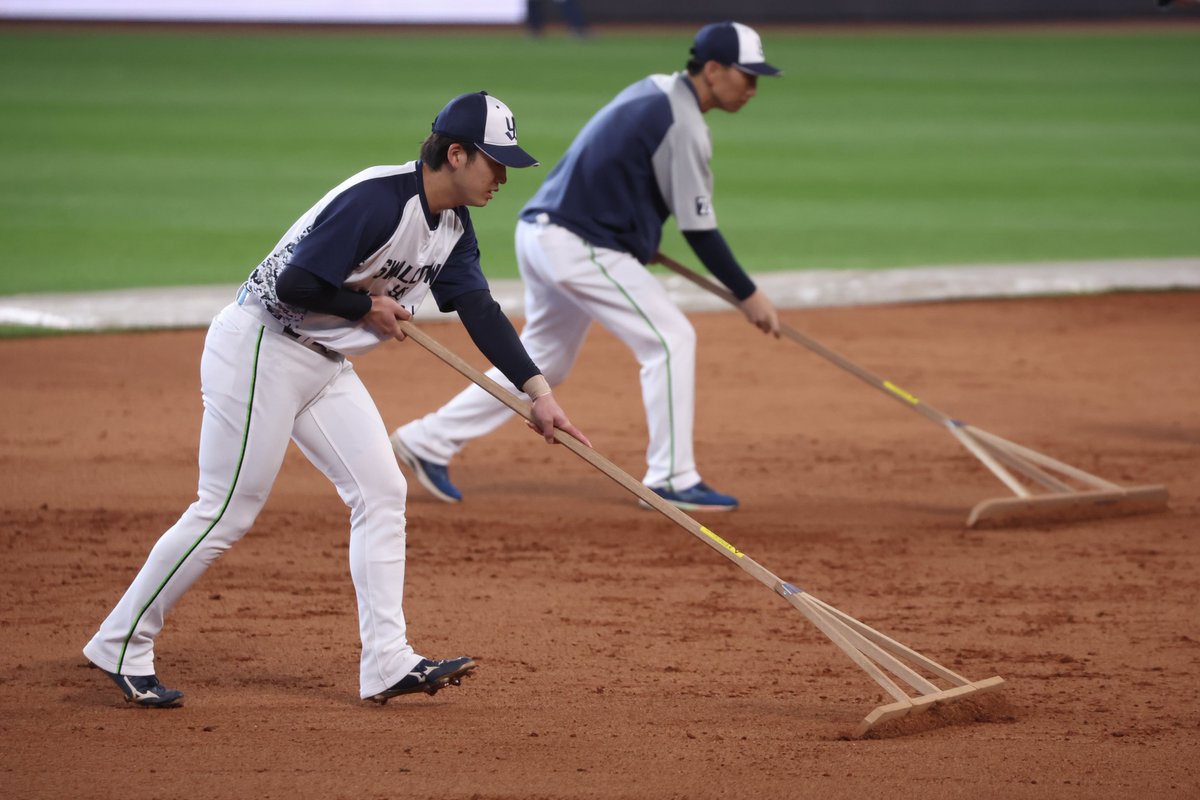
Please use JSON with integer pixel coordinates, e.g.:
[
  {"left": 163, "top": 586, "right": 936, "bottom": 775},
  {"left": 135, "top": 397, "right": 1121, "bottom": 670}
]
[
  {"left": 0, "top": 0, "right": 1183, "bottom": 24},
  {"left": 583, "top": 1, "right": 1174, "bottom": 23}
]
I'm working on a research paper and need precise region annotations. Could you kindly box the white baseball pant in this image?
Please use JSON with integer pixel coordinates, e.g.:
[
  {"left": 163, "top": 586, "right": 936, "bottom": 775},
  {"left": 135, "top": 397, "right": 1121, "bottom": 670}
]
[
  {"left": 398, "top": 217, "right": 701, "bottom": 490},
  {"left": 83, "top": 299, "right": 421, "bottom": 699}
]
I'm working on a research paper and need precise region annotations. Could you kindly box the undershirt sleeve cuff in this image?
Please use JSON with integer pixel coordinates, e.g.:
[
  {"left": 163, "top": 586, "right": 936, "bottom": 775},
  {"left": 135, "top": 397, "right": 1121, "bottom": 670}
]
[{"left": 681, "top": 228, "right": 757, "bottom": 301}]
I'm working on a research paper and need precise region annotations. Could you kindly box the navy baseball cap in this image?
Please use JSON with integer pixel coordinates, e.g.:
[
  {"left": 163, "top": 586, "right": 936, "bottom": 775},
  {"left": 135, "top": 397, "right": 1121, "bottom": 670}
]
[
  {"left": 691, "top": 21, "right": 781, "bottom": 77},
  {"left": 432, "top": 91, "right": 539, "bottom": 168}
]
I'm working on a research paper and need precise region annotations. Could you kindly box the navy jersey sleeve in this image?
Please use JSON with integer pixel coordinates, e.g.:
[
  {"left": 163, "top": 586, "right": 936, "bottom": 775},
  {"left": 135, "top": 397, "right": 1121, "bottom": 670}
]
[
  {"left": 276, "top": 264, "right": 373, "bottom": 320},
  {"left": 286, "top": 178, "right": 399, "bottom": 285},
  {"left": 431, "top": 207, "right": 490, "bottom": 313},
  {"left": 682, "top": 228, "right": 757, "bottom": 301}
]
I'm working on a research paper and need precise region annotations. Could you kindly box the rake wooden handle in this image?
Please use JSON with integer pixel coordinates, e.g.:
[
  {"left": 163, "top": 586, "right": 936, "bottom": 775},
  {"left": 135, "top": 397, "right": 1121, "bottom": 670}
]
[
  {"left": 397, "top": 319, "right": 788, "bottom": 592},
  {"left": 654, "top": 253, "right": 958, "bottom": 429}
]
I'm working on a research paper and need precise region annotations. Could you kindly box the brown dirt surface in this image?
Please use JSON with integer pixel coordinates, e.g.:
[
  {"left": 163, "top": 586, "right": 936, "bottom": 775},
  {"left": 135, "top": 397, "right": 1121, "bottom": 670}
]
[{"left": 2, "top": 291, "right": 1198, "bottom": 799}]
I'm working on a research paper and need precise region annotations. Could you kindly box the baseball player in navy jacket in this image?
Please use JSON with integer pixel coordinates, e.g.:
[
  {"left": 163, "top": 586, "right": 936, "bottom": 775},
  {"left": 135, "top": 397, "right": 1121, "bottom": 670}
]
[{"left": 393, "top": 22, "right": 782, "bottom": 513}]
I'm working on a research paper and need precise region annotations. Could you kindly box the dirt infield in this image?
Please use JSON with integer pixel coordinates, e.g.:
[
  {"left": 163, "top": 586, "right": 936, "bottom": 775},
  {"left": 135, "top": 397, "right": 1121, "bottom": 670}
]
[{"left": 2, "top": 291, "right": 1198, "bottom": 799}]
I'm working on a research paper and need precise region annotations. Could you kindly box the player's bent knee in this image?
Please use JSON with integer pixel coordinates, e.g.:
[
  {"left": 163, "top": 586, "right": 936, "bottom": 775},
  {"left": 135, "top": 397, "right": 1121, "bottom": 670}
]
[
  {"left": 671, "top": 322, "right": 697, "bottom": 351},
  {"left": 355, "top": 494, "right": 408, "bottom": 532},
  {"left": 639, "top": 324, "right": 696, "bottom": 369}
]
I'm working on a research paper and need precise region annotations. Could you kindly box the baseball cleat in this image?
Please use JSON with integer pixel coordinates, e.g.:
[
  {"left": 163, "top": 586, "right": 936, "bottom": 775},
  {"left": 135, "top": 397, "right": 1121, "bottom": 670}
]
[
  {"left": 390, "top": 432, "right": 463, "bottom": 503},
  {"left": 369, "top": 656, "right": 477, "bottom": 705},
  {"left": 93, "top": 664, "right": 184, "bottom": 708},
  {"left": 639, "top": 480, "right": 739, "bottom": 512}
]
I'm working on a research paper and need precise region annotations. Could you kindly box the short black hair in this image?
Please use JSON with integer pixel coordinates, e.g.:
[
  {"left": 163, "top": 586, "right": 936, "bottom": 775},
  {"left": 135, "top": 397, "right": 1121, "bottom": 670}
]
[
  {"left": 420, "top": 133, "right": 479, "bottom": 170},
  {"left": 686, "top": 59, "right": 704, "bottom": 76}
]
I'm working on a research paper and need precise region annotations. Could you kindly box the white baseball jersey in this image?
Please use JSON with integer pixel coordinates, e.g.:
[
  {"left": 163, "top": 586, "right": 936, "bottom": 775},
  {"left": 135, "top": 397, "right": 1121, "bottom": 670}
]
[{"left": 245, "top": 162, "right": 489, "bottom": 356}]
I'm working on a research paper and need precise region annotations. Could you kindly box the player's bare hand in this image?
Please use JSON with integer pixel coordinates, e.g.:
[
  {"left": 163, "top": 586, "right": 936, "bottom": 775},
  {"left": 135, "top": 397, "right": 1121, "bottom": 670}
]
[
  {"left": 363, "top": 296, "right": 413, "bottom": 340},
  {"left": 527, "top": 393, "right": 591, "bottom": 446},
  {"left": 739, "top": 289, "right": 780, "bottom": 337}
]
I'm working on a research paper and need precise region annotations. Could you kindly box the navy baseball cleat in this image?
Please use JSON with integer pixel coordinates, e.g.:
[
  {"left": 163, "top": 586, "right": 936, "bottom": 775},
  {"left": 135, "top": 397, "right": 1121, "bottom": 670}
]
[
  {"left": 93, "top": 664, "right": 184, "bottom": 707},
  {"left": 369, "top": 656, "right": 477, "bottom": 704},
  {"left": 390, "top": 432, "right": 462, "bottom": 503},
  {"left": 640, "top": 480, "right": 739, "bottom": 512}
]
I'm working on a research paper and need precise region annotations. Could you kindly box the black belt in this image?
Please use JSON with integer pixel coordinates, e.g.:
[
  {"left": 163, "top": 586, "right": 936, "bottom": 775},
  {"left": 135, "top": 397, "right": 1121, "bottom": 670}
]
[
  {"left": 236, "top": 285, "right": 341, "bottom": 360},
  {"left": 281, "top": 325, "right": 339, "bottom": 359}
]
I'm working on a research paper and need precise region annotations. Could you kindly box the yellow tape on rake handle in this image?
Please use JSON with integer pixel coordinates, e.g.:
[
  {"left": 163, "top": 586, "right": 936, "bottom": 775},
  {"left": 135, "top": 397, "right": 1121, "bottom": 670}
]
[
  {"left": 398, "top": 319, "right": 1005, "bottom": 737},
  {"left": 654, "top": 253, "right": 954, "bottom": 428}
]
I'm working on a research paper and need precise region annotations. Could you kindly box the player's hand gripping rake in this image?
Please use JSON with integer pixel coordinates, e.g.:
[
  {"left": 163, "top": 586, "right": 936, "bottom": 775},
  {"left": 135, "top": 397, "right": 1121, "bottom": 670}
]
[
  {"left": 654, "top": 254, "right": 1169, "bottom": 528},
  {"left": 398, "top": 320, "right": 1005, "bottom": 738}
]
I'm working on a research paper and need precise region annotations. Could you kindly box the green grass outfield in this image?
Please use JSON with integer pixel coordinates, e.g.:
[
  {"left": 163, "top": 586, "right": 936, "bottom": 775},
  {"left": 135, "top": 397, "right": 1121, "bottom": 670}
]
[{"left": 1, "top": 25, "right": 1198, "bottom": 295}]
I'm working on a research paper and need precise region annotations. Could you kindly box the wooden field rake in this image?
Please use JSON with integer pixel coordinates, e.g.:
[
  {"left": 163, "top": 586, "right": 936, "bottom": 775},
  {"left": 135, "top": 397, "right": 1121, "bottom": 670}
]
[
  {"left": 655, "top": 254, "right": 1169, "bottom": 528},
  {"left": 399, "top": 320, "right": 1005, "bottom": 738}
]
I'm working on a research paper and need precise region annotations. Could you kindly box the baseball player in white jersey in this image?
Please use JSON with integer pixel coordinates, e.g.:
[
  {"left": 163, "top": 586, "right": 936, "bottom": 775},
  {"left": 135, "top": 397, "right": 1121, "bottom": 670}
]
[
  {"left": 82, "top": 92, "right": 588, "bottom": 707},
  {"left": 392, "top": 22, "right": 781, "bottom": 512}
]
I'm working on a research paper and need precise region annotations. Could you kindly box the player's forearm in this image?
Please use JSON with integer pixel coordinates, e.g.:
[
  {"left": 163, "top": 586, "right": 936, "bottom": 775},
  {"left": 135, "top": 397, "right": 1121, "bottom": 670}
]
[
  {"left": 682, "top": 228, "right": 757, "bottom": 301},
  {"left": 453, "top": 289, "right": 542, "bottom": 391},
  {"left": 276, "top": 264, "right": 372, "bottom": 319}
]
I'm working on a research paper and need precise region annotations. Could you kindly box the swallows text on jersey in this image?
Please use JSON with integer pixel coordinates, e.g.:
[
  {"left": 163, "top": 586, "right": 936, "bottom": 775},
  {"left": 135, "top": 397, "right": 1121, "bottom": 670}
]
[{"left": 375, "top": 258, "right": 441, "bottom": 302}]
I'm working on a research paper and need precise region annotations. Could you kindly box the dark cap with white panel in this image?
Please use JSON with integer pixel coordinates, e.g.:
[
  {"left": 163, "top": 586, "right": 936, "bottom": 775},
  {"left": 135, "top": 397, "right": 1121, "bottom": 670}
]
[
  {"left": 690, "top": 21, "right": 782, "bottom": 77},
  {"left": 432, "top": 91, "right": 539, "bottom": 168}
]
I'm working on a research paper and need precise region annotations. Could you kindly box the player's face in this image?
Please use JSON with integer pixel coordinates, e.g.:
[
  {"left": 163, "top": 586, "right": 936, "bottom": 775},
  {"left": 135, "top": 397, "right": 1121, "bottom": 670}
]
[
  {"left": 709, "top": 65, "right": 758, "bottom": 113},
  {"left": 458, "top": 150, "right": 508, "bottom": 207}
]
